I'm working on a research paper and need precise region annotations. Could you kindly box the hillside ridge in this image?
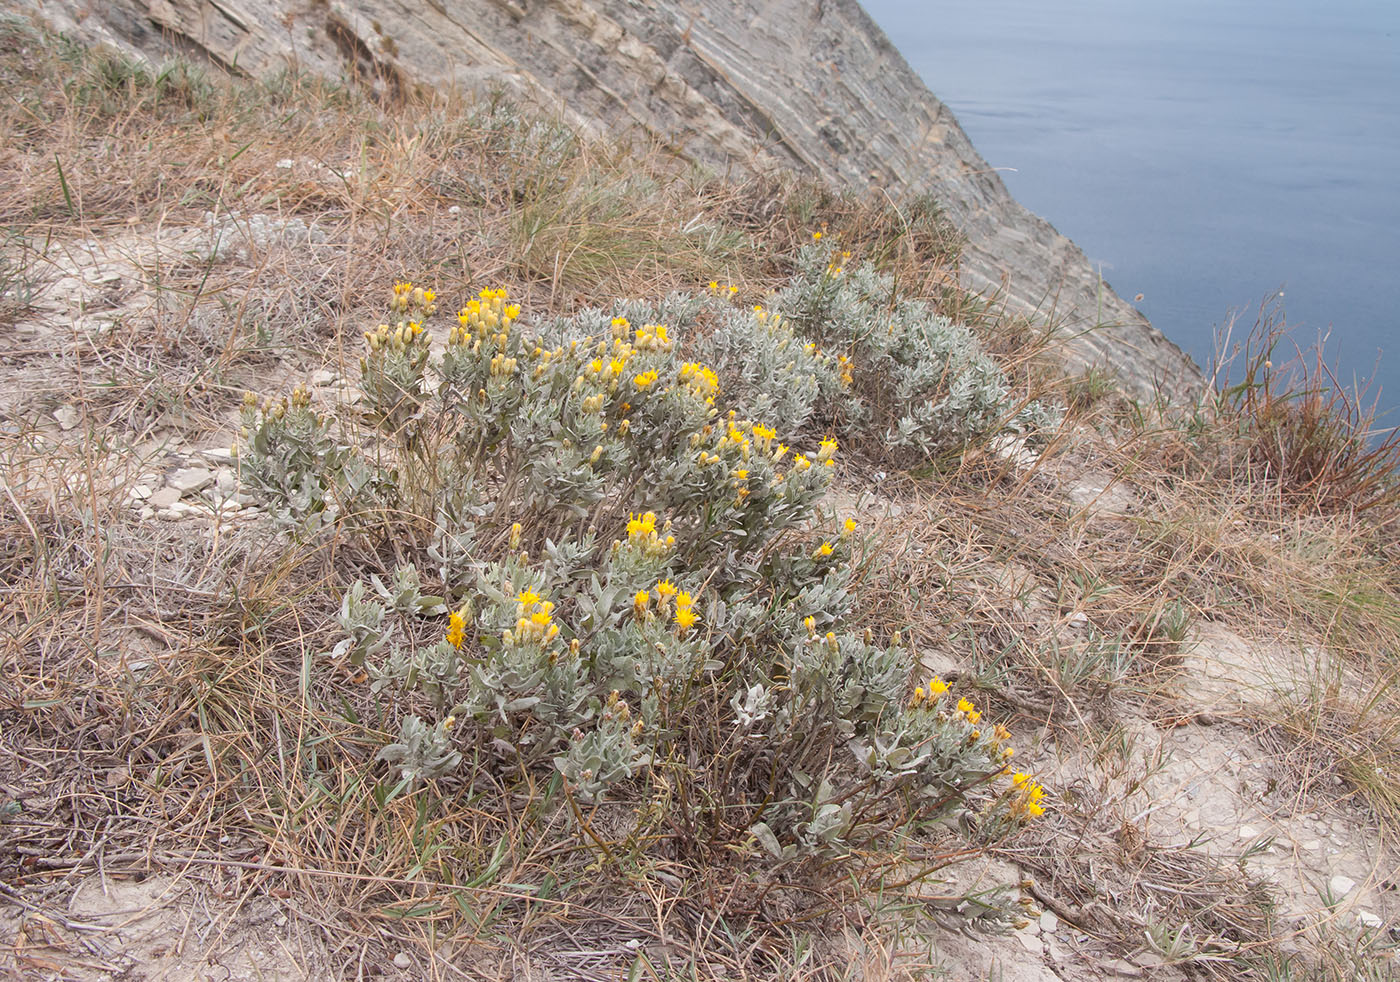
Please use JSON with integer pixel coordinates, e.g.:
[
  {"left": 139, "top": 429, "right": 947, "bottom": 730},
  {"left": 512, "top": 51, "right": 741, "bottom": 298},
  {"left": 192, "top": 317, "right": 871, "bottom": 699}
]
[{"left": 28, "top": 0, "right": 1202, "bottom": 401}]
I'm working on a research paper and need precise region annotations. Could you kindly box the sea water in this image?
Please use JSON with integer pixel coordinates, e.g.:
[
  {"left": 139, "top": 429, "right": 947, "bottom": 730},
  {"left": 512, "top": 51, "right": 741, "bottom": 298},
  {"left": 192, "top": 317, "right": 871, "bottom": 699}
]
[{"left": 861, "top": 0, "right": 1400, "bottom": 418}]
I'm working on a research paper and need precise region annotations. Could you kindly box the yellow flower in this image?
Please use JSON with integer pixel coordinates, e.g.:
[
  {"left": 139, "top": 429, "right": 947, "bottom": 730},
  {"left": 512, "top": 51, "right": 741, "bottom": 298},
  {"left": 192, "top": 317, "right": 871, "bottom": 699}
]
[
  {"left": 928, "top": 677, "right": 948, "bottom": 696},
  {"left": 627, "top": 511, "right": 657, "bottom": 539},
  {"left": 676, "top": 590, "right": 693, "bottom": 610},
  {"left": 633, "top": 370, "right": 659, "bottom": 390},
  {"left": 816, "top": 542, "right": 833, "bottom": 557},
  {"left": 812, "top": 231, "right": 822, "bottom": 241},
  {"left": 517, "top": 589, "right": 541, "bottom": 610},
  {"left": 708, "top": 280, "right": 719, "bottom": 290},
  {"left": 843, "top": 518, "right": 857, "bottom": 534},
  {"left": 675, "top": 607, "right": 697, "bottom": 631},
  {"left": 817, "top": 436, "right": 838, "bottom": 462},
  {"left": 957, "top": 697, "right": 975, "bottom": 715},
  {"left": 446, "top": 609, "right": 467, "bottom": 649},
  {"left": 793, "top": 454, "right": 811, "bottom": 471},
  {"left": 656, "top": 580, "right": 677, "bottom": 598}
]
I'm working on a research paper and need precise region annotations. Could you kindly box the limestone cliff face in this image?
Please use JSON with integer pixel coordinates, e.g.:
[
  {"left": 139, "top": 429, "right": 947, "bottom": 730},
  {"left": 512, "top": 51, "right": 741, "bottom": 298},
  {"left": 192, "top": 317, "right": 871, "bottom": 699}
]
[{"left": 26, "top": 0, "right": 1201, "bottom": 400}]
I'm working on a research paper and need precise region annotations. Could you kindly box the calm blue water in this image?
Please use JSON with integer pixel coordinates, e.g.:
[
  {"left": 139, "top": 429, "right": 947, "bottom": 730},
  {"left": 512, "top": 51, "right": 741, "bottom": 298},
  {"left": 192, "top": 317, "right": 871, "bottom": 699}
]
[{"left": 861, "top": 0, "right": 1400, "bottom": 419}]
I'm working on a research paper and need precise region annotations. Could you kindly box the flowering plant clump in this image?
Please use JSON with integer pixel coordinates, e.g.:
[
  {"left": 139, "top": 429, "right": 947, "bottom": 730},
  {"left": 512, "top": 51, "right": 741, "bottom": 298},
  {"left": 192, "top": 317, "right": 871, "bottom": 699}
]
[
  {"left": 241, "top": 279, "right": 1047, "bottom": 872},
  {"left": 235, "top": 385, "right": 379, "bottom": 535},
  {"left": 761, "top": 243, "right": 1061, "bottom": 458}
]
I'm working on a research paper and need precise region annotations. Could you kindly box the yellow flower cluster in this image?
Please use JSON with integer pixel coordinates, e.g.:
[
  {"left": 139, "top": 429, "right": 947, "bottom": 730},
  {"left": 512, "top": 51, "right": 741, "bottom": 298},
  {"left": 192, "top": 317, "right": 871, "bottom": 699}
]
[
  {"left": 1011, "top": 772, "right": 1047, "bottom": 818},
  {"left": 363, "top": 319, "right": 425, "bottom": 353},
  {"left": 674, "top": 590, "right": 697, "bottom": 632},
  {"left": 706, "top": 280, "right": 740, "bottom": 296},
  {"left": 633, "top": 369, "right": 659, "bottom": 390},
  {"left": 625, "top": 511, "right": 675, "bottom": 557},
  {"left": 907, "top": 678, "right": 1043, "bottom": 815},
  {"left": 678, "top": 362, "right": 719, "bottom": 404},
  {"left": 750, "top": 305, "right": 783, "bottom": 328},
  {"left": 446, "top": 606, "right": 468, "bottom": 649},
  {"left": 449, "top": 287, "right": 520, "bottom": 347},
  {"left": 391, "top": 280, "right": 437, "bottom": 315},
  {"left": 508, "top": 589, "right": 559, "bottom": 646},
  {"left": 633, "top": 323, "right": 670, "bottom": 351},
  {"left": 909, "top": 674, "right": 950, "bottom": 706}
]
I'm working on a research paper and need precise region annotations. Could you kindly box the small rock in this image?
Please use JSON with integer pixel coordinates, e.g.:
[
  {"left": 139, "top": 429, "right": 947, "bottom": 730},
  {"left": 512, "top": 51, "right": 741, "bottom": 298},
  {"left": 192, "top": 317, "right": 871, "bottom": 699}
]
[
  {"left": 1330, "top": 875, "right": 1357, "bottom": 898},
  {"left": 201, "top": 447, "right": 235, "bottom": 461},
  {"left": 1239, "top": 825, "right": 1260, "bottom": 839},
  {"left": 276, "top": 158, "right": 295, "bottom": 169},
  {"left": 130, "top": 484, "right": 154, "bottom": 501},
  {"left": 311, "top": 369, "right": 338, "bottom": 386},
  {"left": 148, "top": 487, "right": 183, "bottom": 509},
  {"left": 1357, "top": 911, "right": 1382, "bottom": 929},
  {"left": 447, "top": 205, "right": 462, "bottom": 215},
  {"left": 1301, "top": 840, "right": 1321, "bottom": 851},
  {"left": 139, "top": 506, "right": 155, "bottom": 520},
  {"left": 1039, "top": 910, "right": 1059, "bottom": 933},
  {"left": 1104, "top": 958, "right": 1143, "bottom": 977},
  {"left": 168, "top": 466, "right": 213, "bottom": 493},
  {"left": 1015, "top": 931, "right": 1043, "bottom": 955},
  {"left": 1067, "top": 612, "right": 1089, "bottom": 629},
  {"left": 157, "top": 509, "right": 183, "bottom": 521},
  {"left": 53, "top": 405, "right": 81, "bottom": 430},
  {"left": 393, "top": 952, "right": 412, "bottom": 969}
]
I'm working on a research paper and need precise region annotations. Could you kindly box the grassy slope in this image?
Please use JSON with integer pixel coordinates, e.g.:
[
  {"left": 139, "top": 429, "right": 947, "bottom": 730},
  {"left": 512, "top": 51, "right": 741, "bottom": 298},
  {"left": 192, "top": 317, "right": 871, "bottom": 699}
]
[{"left": 2, "top": 20, "right": 1399, "bottom": 980}]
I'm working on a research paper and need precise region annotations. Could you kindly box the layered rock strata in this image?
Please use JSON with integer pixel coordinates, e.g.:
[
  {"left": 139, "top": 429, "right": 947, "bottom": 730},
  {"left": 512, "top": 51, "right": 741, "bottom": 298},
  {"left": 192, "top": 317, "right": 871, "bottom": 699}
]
[{"left": 25, "top": 0, "right": 1202, "bottom": 400}]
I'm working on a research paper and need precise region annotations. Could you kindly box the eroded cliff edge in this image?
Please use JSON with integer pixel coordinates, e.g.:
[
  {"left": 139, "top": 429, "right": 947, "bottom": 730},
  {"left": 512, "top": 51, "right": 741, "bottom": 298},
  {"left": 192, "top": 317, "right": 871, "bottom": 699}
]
[{"left": 25, "top": 0, "right": 1202, "bottom": 401}]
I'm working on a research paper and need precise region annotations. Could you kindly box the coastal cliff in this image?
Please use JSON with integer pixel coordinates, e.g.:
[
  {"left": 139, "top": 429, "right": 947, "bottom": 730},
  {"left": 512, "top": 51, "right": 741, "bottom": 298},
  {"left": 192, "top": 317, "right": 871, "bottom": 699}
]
[{"left": 27, "top": 0, "right": 1201, "bottom": 400}]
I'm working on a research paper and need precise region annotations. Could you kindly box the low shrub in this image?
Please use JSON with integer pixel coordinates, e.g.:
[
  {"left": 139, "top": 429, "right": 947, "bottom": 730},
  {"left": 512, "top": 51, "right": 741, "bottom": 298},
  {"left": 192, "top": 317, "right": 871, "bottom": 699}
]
[{"left": 237, "top": 273, "right": 1047, "bottom": 898}]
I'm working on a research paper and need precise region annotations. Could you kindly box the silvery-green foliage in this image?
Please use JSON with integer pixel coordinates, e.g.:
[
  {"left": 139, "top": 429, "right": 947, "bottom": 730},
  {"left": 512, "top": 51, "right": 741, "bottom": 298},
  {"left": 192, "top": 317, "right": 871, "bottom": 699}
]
[
  {"left": 372, "top": 563, "right": 447, "bottom": 617},
  {"left": 332, "top": 580, "right": 389, "bottom": 667},
  {"left": 555, "top": 710, "right": 643, "bottom": 804},
  {"left": 692, "top": 304, "right": 845, "bottom": 432},
  {"left": 361, "top": 333, "right": 429, "bottom": 434},
  {"left": 237, "top": 390, "right": 356, "bottom": 534},
  {"left": 369, "top": 640, "right": 462, "bottom": 711},
  {"left": 775, "top": 244, "right": 1061, "bottom": 456},
  {"left": 851, "top": 705, "right": 1000, "bottom": 805},
  {"left": 377, "top": 715, "right": 461, "bottom": 786},
  {"left": 731, "top": 682, "right": 775, "bottom": 729}
]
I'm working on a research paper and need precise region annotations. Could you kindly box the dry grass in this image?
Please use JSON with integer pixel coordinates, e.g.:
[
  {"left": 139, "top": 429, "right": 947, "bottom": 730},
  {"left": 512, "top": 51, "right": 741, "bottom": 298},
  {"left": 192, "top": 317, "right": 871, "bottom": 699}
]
[{"left": 3, "top": 16, "right": 1399, "bottom": 980}]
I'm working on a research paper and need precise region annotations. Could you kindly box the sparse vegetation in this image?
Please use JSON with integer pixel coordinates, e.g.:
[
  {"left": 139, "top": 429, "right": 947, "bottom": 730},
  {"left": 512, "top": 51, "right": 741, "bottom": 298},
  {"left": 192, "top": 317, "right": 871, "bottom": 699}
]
[{"left": 1, "top": 16, "right": 1398, "bottom": 981}]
